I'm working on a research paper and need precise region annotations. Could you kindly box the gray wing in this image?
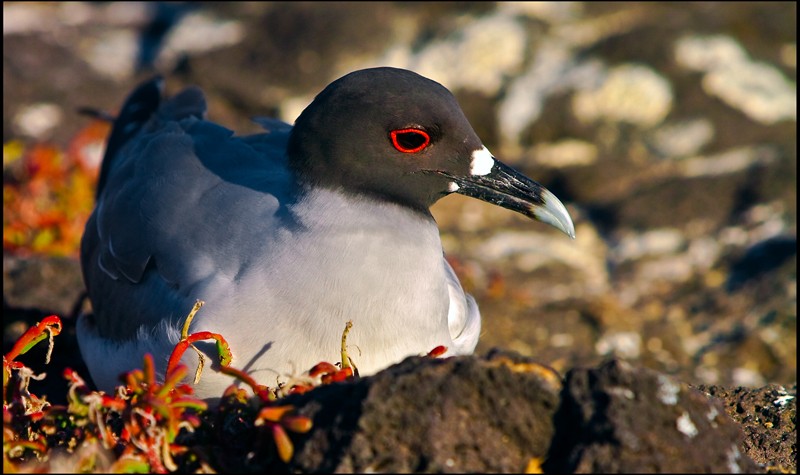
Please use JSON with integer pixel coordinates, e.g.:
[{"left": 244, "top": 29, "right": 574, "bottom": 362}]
[
  {"left": 82, "top": 80, "right": 297, "bottom": 338},
  {"left": 443, "top": 256, "right": 481, "bottom": 355}
]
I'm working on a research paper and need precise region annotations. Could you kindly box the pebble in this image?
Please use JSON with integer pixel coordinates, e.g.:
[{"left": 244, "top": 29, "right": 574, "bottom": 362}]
[
  {"left": 532, "top": 138, "right": 598, "bottom": 167},
  {"left": 675, "top": 34, "right": 797, "bottom": 125},
  {"left": 572, "top": 64, "right": 673, "bottom": 127},
  {"left": 595, "top": 331, "right": 642, "bottom": 359},
  {"left": 680, "top": 146, "right": 778, "bottom": 178},
  {"left": 648, "top": 118, "right": 715, "bottom": 159},
  {"left": 13, "top": 103, "right": 63, "bottom": 140}
]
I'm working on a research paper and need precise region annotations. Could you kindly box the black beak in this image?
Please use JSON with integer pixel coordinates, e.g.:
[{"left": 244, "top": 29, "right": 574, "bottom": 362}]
[{"left": 441, "top": 154, "right": 575, "bottom": 239}]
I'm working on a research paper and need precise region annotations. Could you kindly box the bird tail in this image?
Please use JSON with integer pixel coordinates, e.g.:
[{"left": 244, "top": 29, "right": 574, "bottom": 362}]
[
  {"left": 94, "top": 77, "right": 208, "bottom": 198},
  {"left": 95, "top": 77, "right": 163, "bottom": 198}
]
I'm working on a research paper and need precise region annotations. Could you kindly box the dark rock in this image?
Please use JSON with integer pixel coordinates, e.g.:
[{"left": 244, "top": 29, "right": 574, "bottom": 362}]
[
  {"left": 135, "top": 2, "right": 196, "bottom": 72},
  {"left": 3, "top": 254, "right": 86, "bottom": 318},
  {"left": 285, "top": 350, "right": 563, "bottom": 473},
  {"left": 544, "top": 359, "right": 761, "bottom": 473},
  {"left": 726, "top": 235, "right": 798, "bottom": 292},
  {"left": 697, "top": 384, "right": 797, "bottom": 473}
]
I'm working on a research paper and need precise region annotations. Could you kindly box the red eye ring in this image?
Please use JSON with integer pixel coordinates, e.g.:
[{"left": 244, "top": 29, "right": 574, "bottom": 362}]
[{"left": 390, "top": 128, "right": 431, "bottom": 153}]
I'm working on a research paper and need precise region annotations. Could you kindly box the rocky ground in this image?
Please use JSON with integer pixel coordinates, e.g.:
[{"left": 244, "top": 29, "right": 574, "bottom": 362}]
[{"left": 3, "top": 2, "right": 796, "bottom": 473}]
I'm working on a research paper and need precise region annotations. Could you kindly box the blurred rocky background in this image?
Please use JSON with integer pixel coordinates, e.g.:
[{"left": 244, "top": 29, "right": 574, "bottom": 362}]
[{"left": 3, "top": 2, "right": 796, "bottom": 472}]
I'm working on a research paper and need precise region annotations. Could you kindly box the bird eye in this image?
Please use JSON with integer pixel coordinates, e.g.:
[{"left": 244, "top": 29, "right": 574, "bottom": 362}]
[{"left": 390, "top": 128, "right": 431, "bottom": 153}]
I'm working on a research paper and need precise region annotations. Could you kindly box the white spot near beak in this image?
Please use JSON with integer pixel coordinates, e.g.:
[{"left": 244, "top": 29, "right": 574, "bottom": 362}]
[
  {"left": 470, "top": 146, "right": 495, "bottom": 176},
  {"left": 448, "top": 182, "right": 460, "bottom": 192}
]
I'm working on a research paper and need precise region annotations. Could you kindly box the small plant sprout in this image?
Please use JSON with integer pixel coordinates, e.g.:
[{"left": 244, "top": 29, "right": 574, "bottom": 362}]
[
  {"left": 166, "top": 300, "right": 233, "bottom": 385},
  {"left": 339, "top": 320, "right": 359, "bottom": 376}
]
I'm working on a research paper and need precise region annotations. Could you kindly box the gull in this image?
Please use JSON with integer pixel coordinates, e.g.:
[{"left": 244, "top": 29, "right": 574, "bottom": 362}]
[{"left": 77, "top": 67, "right": 575, "bottom": 400}]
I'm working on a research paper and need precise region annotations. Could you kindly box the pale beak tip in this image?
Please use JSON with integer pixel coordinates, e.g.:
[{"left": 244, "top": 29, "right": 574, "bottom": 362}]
[{"left": 532, "top": 188, "right": 576, "bottom": 239}]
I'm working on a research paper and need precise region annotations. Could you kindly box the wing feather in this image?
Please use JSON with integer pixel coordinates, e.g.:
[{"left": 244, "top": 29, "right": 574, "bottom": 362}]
[{"left": 82, "top": 82, "right": 295, "bottom": 338}]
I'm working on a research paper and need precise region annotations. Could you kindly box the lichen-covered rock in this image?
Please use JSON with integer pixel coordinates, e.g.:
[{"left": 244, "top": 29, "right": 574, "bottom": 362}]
[
  {"left": 544, "top": 359, "right": 761, "bottom": 473},
  {"left": 697, "top": 384, "right": 797, "bottom": 473}
]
